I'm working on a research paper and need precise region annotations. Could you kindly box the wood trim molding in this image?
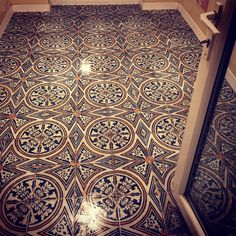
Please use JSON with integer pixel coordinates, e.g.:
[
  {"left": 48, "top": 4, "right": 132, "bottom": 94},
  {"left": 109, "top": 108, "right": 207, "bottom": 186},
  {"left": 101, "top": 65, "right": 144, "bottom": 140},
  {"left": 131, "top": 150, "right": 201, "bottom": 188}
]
[
  {"left": 178, "top": 3, "right": 205, "bottom": 41},
  {"left": 141, "top": 1, "right": 205, "bottom": 41},
  {"left": 51, "top": 0, "right": 139, "bottom": 5},
  {"left": 12, "top": 4, "right": 50, "bottom": 12},
  {"left": 0, "top": 6, "right": 13, "bottom": 38},
  {"left": 1, "top": 0, "right": 206, "bottom": 43},
  {"left": 141, "top": 2, "right": 178, "bottom": 10},
  {"left": 173, "top": 194, "right": 205, "bottom": 236}
]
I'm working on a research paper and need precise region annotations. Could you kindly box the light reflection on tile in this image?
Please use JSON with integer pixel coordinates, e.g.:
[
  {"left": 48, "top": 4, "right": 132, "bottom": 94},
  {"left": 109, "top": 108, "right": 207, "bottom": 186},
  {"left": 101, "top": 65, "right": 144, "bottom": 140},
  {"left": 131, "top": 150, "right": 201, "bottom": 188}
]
[{"left": 76, "top": 200, "right": 107, "bottom": 232}]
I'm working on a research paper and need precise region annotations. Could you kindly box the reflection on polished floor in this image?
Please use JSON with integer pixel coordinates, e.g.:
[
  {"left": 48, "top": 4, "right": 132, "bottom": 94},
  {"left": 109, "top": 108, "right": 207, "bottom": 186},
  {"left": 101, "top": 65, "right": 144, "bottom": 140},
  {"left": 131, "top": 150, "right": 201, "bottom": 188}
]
[
  {"left": 0, "top": 5, "right": 202, "bottom": 235},
  {"left": 187, "top": 75, "right": 236, "bottom": 234}
]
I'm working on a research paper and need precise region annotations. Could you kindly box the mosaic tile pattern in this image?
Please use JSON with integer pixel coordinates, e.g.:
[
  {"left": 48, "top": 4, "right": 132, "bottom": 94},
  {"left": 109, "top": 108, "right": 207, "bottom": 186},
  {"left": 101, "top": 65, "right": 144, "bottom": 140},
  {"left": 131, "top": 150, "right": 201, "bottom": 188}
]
[
  {"left": 187, "top": 78, "right": 236, "bottom": 235},
  {"left": 0, "top": 5, "right": 202, "bottom": 235}
]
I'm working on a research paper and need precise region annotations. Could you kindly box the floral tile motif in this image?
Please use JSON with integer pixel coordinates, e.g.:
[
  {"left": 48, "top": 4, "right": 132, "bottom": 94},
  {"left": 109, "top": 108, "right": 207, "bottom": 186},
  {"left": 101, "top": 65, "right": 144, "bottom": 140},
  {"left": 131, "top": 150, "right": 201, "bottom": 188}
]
[
  {"left": 153, "top": 114, "right": 186, "bottom": 150},
  {"left": 0, "top": 174, "right": 63, "bottom": 234},
  {"left": 0, "top": 101, "right": 35, "bottom": 134},
  {"left": 86, "top": 171, "right": 147, "bottom": 225},
  {"left": 117, "top": 96, "right": 159, "bottom": 127},
  {"left": 15, "top": 120, "right": 67, "bottom": 157},
  {"left": 25, "top": 83, "right": 70, "bottom": 109},
  {"left": 0, "top": 4, "right": 202, "bottom": 235},
  {"left": 0, "top": 147, "right": 27, "bottom": 188},
  {"left": 86, "top": 118, "right": 135, "bottom": 154},
  {"left": 123, "top": 139, "right": 176, "bottom": 185},
  {"left": 47, "top": 143, "right": 104, "bottom": 189}
]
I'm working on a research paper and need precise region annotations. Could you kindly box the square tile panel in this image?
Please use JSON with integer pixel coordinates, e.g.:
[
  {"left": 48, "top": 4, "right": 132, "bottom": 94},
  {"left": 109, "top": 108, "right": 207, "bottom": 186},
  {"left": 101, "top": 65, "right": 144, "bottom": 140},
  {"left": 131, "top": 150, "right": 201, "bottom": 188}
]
[{"left": 0, "top": 4, "right": 202, "bottom": 235}]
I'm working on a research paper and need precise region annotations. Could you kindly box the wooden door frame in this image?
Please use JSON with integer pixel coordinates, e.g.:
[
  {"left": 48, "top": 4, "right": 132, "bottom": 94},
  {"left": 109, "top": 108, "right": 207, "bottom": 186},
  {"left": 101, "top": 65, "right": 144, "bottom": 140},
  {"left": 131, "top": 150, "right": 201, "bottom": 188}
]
[{"left": 173, "top": 1, "right": 236, "bottom": 235}]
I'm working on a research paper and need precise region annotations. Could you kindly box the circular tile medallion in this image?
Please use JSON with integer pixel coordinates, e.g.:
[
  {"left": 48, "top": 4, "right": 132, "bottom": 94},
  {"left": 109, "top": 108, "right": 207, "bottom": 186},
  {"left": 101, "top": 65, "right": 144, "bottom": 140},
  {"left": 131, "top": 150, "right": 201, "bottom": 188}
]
[
  {"left": 159, "top": 15, "right": 187, "bottom": 27},
  {"left": 0, "top": 35, "right": 28, "bottom": 50},
  {"left": 84, "top": 34, "right": 115, "bottom": 49},
  {"left": 86, "top": 118, "right": 134, "bottom": 154},
  {"left": 190, "top": 168, "right": 230, "bottom": 221},
  {"left": 219, "top": 82, "right": 236, "bottom": 102},
  {"left": 122, "top": 15, "right": 150, "bottom": 28},
  {"left": 51, "top": 5, "right": 76, "bottom": 15},
  {"left": 44, "top": 17, "right": 74, "bottom": 30},
  {"left": 168, "top": 31, "right": 200, "bottom": 46},
  {"left": 87, "top": 171, "right": 146, "bottom": 223},
  {"left": 153, "top": 115, "right": 186, "bottom": 149},
  {"left": 84, "top": 54, "right": 120, "bottom": 73},
  {"left": 133, "top": 53, "right": 168, "bottom": 72},
  {"left": 26, "top": 83, "right": 69, "bottom": 109},
  {"left": 0, "top": 175, "right": 63, "bottom": 231},
  {"left": 116, "top": 5, "right": 141, "bottom": 14},
  {"left": 141, "top": 79, "right": 182, "bottom": 104},
  {"left": 0, "top": 57, "right": 20, "bottom": 76},
  {"left": 34, "top": 56, "right": 71, "bottom": 75},
  {"left": 180, "top": 52, "right": 200, "bottom": 70},
  {"left": 83, "top": 5, "right": 110, "bottom": 14},
  {"left": 16, "top": 121, "right": 66, "bottom": 157},
  {"left": 215, "top": 113, "right": 236, "bottom": 145},
  {"left": 0, "top": 85, "right": 11, "bottom": 107},
  {"left": 127, "top": 32, "right": 158, "bottom": 47},
  {"left": 39, "top": 34, "right": 72, "bottom": 49},
  {"left": 84, "top": 16, "right": 112, "bottom": 30},
  {"left": 86, "top": 81, "right": 126, "bottom": 106},
  {"left": 7, "top": 16, "right": 34, "bottom": 31}
]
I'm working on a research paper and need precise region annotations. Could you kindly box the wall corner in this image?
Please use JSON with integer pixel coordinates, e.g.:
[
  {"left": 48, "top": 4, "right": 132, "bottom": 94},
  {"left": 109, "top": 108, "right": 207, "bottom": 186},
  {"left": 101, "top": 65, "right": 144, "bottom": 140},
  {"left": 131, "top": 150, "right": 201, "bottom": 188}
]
[{"left": 0, "top": 5, "right": 13, "bottom": 38}]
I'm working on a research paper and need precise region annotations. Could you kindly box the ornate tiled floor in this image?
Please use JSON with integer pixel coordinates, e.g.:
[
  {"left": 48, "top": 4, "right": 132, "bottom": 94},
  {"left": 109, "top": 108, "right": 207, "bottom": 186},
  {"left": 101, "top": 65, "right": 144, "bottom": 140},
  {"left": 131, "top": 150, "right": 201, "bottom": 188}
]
[{"left": 0, "top": 5, "right": 202, "bottom": 235}]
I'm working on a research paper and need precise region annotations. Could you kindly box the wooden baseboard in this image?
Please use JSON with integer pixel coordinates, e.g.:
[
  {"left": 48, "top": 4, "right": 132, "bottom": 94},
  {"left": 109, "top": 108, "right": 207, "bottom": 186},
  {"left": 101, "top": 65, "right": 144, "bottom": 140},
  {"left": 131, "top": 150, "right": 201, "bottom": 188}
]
[
  {"left": 173, "top": 194, "right": 206, "bottom": 236},
  {"left": 51, "top": 0, "right": 139, "bottom": 5},
  {"left": 178, "top": 3, "right": 205, "bottom": 41},
  {"left": 141, "top": 1, "right": 205, "bottom": 41},
  {"left": 12, "top": 4, "right": 50, "bottom": 12},
  {"left": 0, "top": 6, "right": 13, "bottom": 37},
  {"left": 1, "top": 1, "right": 205, "bottom": 43},
  {"left": 142, "top": 2, "right": 178, "bottom": 10}
]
